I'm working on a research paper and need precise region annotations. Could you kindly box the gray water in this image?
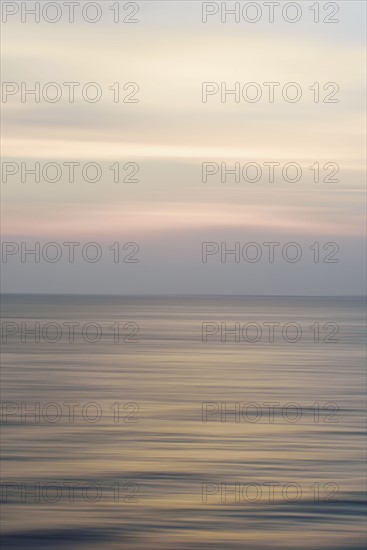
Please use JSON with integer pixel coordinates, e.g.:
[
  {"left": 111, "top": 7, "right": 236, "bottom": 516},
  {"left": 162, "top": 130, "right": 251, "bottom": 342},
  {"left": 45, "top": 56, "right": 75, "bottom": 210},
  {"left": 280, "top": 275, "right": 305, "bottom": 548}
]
[{"left": 1, "top": 295, "right": 366, "bottom": 549}]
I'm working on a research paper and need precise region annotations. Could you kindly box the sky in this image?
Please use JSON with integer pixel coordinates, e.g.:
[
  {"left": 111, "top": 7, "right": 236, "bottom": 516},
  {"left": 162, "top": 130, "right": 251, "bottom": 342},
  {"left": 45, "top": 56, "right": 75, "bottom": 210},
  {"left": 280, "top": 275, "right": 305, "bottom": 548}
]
[{"left": 1, "top": 0, "right": 366, "bottom": 295}]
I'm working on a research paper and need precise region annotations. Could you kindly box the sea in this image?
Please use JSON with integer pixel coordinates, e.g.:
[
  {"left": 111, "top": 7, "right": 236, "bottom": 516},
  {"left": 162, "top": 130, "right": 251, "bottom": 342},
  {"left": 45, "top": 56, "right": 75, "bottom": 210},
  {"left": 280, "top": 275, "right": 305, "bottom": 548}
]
[{"left": 1, "top": 294, "right": 366, "bottom": 549}]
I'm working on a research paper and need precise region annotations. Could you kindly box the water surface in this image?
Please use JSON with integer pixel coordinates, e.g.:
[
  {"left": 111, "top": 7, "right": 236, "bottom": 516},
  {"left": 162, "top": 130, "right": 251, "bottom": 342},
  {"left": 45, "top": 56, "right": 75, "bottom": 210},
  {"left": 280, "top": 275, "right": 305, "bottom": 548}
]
[{"left": 1, "top": 295, "right": 366, "bottom": 549}]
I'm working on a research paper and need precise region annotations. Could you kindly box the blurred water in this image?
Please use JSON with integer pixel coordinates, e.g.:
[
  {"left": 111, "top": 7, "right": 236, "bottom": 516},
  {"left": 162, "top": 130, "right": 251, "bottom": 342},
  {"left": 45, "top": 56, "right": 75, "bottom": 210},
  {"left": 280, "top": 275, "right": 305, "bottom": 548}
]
[{"left": 1, "top": 295, "right": 366, "bottom": 549}]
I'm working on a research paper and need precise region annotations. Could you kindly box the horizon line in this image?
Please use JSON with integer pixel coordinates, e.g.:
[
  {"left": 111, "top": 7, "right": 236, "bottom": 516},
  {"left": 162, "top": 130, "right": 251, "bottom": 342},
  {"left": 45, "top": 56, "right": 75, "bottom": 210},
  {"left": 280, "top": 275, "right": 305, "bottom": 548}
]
[{"left": 0, "top": 293, "right": 365, "bottom": 298}]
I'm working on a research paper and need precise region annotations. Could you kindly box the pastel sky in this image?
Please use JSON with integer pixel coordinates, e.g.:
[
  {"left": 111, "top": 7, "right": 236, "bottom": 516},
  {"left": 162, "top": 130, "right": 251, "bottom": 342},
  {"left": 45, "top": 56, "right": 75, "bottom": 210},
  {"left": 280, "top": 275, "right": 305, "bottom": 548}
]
[{"left": 1, "top": 1, "right": 366, "bottom": 294}]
